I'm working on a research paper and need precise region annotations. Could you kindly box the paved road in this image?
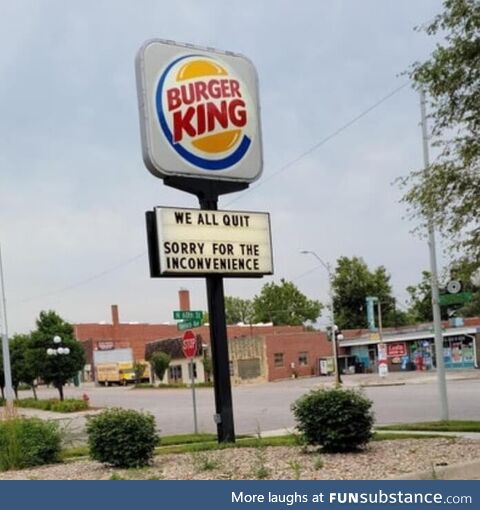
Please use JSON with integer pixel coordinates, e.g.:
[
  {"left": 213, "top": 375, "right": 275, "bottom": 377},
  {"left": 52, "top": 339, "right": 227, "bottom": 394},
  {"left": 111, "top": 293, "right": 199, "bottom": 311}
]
[{"left": 22, "top": 373, "right": 480, "bottom": 438}]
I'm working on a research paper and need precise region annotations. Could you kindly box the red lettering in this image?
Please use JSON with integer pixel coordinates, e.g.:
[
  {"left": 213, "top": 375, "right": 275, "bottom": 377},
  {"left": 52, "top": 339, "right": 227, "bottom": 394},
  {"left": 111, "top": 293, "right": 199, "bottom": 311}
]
[
  {"left": 194, "top": 81, "right": 208, "bottom": 101},
  {"left": 167, "top": 88, "right": 181, "bottom": 111},
  {"left": 173, "top": 107, "right": 196, "bottom": 142},
  {"left": 208, "top": 79, "right": 221, "bottom": 99},
  {"left": 196, "top": 103, "right": 206, "bottom": 136},
  {"left": 220, "top": 79, "right": 230, "bottom": 97},
  {"left": 181, "top": 83, "right": 195, "bottom": 105},
  {"left": 229, "top": 99, "right": 247, "bottom": 127},
  {"left": 230, "top": 80, "right": 241, "bottom": 98},
  {"left": 207, "top": 101, "right": 229, "bottom": 132}
]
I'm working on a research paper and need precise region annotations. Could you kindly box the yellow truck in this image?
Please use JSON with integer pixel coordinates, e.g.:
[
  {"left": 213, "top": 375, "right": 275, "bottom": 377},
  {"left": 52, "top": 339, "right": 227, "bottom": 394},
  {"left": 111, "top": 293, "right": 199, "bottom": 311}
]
[{"left": 96, "top": 361, "right": 151, "bottom": 386}]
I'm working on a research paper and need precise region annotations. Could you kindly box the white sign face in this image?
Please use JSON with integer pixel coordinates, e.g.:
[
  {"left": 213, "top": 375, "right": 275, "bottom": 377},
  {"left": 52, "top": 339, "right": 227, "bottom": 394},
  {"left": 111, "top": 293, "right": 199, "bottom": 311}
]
[
  {"left": 151, "top": 207, "right": 273, "bottom": 276},
  {"left": 377, "top": 343, "right": 387, "bottom": 362},
  {"left": 136, "top": 40, "right": 263, "bottom": 183}
]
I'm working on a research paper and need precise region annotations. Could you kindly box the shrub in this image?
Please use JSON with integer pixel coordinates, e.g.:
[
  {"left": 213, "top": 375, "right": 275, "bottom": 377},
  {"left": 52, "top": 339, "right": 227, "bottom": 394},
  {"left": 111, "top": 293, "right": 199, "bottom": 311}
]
[
  {"left": 291, "top": 387, "right": 374, "bottom": 452},
  {"left": 0, "top": 417, "right": 62, "bottom": 470},
  {"left": 86, "top": 408, "right": 159, "bottom": 468}
]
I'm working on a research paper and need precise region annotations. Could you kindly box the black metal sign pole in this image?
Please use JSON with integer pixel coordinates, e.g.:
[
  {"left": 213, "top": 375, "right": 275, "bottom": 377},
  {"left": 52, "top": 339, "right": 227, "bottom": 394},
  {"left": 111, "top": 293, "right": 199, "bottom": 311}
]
[
  {"left": 198, "top": 189, "right": 235, "bottom": 443},
  {"left": 163, "top": 177, "right": 248, "bottom": 444}
]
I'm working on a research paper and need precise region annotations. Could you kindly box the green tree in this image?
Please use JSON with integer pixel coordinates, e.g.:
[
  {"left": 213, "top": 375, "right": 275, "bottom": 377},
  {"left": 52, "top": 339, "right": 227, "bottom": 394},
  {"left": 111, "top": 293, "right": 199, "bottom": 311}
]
[
  {"left": 252, "top": 279, "right": 322, "bottom": 326},
  {"left": 224, "top": 296, "right": 254, "bottom": 324},
  {"left": 406, "top": 271, "right": 438, "bottom": 323},
  {"left": 401, "top": 0, "right": 480, "bottom": 258},
  {"left": 10, "top": 334, "right": 38, "bottom": 400},
  {"left": 332, "top": 256, "right": 407, "bottom": 329},
  {"left": 26, "top": 311, "right": 85, "bottom": 401},
  {"left": 133, "top": 361, "right": 147, "bottom": 384},
  {"left": 149, "top": 352, "right": 171, "bottom": 383}
]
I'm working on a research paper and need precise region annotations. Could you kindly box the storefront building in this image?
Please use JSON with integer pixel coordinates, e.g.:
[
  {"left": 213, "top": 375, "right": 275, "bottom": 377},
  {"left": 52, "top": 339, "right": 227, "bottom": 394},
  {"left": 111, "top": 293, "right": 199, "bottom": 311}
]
[{"left": 339, "top": 325, "right": 479, "bottom": 373}]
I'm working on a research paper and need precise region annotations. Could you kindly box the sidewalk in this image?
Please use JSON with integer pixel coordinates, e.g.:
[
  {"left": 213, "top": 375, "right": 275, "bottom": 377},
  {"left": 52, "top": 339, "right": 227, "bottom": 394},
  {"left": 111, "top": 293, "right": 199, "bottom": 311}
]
[{"left": 338, "top": 369, "right": 480, "bottom": 388}]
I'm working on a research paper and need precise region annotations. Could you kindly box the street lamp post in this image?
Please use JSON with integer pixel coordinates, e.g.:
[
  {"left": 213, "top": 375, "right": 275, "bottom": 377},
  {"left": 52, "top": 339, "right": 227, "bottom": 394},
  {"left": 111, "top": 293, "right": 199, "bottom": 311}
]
[
  {"left": 46, "top": 335, "right": 71, "bottom": 357},
  {"left": 46, "top": 335, "right": 70, "bottom": 400},
  {"left": 301, "top": 251, "right": 342, "bottom": 384}
]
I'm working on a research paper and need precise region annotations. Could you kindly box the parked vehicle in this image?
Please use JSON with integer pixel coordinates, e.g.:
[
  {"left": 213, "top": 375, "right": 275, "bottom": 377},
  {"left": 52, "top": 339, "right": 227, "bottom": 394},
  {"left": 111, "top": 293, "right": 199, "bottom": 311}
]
[{"left": 96, "top": 361, "right": 151, "bottom": 386}]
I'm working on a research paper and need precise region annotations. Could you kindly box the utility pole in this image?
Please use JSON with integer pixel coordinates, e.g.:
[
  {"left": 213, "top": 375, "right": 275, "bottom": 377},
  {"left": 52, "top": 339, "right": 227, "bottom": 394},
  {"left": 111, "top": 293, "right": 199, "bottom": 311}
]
[
  {"left": 301, "top": 251, "right": 341, "bottom": 384},
  {"left": 0, "top": 243, "right": 15, "bottom": 411},
  {"left": 420, "top": 89, "right": 449, "bottom": 421}
]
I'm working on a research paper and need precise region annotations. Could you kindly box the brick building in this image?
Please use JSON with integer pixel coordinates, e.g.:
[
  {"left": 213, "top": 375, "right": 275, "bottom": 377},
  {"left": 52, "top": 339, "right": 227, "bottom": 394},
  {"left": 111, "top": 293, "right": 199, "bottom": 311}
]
[{"left": 74, "top": 293, "right": 333, "bottom": 383}]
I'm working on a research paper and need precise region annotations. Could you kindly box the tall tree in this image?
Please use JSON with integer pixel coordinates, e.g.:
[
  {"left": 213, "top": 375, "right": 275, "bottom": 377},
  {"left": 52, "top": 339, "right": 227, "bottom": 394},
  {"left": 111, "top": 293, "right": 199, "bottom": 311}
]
[
  {"left": 401, "top": 0, "right": 480, "bottom": 258},
  {"left": 10, "top": 334, "right": 38, "bottom": 399},
  {"left": 252, "top": 279, "right": 322, "bottom": 326},
  {"left": 26, "top": 311, "right": 85, "bottom": 401},
  {"left": 332, "top": 256, "right": 407, "bottom": 329},
  {"left": 224, "top": 296, "right": 254, "bottom": 325},
  {"left": 406, "top": 271, "right": 438, "bottom": 323}
]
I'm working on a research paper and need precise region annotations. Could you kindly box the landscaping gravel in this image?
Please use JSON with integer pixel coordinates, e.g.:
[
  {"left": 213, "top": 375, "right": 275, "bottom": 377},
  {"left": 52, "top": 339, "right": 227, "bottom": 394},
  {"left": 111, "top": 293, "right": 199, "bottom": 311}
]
[{"left": 1, "top": 438, "right": 480, "bottom": 480}]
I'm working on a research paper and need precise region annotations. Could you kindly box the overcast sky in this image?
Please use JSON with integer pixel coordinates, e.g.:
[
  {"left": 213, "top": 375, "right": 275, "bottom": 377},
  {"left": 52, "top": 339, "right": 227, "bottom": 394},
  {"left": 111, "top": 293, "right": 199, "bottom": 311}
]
[{"left": 1, "top": 1, "right": 447, "bottom": 334}]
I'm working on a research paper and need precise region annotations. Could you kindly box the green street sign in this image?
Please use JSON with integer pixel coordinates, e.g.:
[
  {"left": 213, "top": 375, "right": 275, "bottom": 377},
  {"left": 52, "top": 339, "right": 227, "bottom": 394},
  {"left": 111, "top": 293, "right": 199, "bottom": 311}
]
[
  {"left": 177, "top": 319, "right": 202, "bottom": 331},
  {"left": 439, "top": 292, "right": 472, "bottom": 306},
  {"left": 173, "top": 310, "right": 203, "bottom": 321}
]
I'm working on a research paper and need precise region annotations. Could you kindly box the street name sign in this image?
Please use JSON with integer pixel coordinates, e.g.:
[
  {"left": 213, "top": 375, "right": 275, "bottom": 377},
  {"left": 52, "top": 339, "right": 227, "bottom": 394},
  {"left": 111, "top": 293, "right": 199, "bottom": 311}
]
[
  {"left": 439, "top": 292, "right": 472, "bottom": 306},
  {"left": 173, "top": 310, "right": 203, "bottom": 320},
  {"left": 177, "top": 319, "right": 202, "bottom": 331}
]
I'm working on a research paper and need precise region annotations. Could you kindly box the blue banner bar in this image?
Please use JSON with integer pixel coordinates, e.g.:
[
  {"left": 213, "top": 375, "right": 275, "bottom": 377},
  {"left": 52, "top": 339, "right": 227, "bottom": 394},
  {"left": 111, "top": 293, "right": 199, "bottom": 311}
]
[{"left": 3, "top": 481, "right": 477, "bottom": 510}]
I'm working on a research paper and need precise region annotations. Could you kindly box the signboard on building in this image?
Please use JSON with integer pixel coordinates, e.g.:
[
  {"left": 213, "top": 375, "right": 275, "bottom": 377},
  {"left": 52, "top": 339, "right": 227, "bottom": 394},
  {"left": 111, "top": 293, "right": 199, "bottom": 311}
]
[
  {"left": 97, "top": 341, "right": 114, "bottom": 351},
  {"left": 147, "top": 206, "right": 273, "bottom": 277},
  {"left": 387, "top": 342, "right": 407, "bottom": 357},
  {"left": 136, "top": 39, "right": 263, "bottom": 183},
  {"left": 377, "top": 343, "right": 387, "bottom": 362}
]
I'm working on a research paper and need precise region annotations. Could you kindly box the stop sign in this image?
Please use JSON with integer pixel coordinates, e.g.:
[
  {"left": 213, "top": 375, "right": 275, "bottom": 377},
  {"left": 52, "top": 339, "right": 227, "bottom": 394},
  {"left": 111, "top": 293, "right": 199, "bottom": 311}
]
[{"left": 182, "top": 330, "right": 197, "bottom": 358}]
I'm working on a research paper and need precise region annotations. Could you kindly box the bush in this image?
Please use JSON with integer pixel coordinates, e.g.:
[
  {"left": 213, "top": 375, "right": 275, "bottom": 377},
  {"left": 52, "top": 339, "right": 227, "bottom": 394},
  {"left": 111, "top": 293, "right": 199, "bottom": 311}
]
[
  {"left": 291, "top": 387, "right": 374, "bottom": 452},
  {"left": 0, "top": 417, "right": 62, "bottom": 470},
  {"left": 86, "top": 408, "right": 159, "bottom": 468},
  {"left": 14, "top": 398, "right": 89, "bottom": 413}
]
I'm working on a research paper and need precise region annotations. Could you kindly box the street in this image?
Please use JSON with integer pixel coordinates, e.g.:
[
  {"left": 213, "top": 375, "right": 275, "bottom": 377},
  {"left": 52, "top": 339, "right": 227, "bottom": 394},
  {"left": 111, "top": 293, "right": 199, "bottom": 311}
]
[{"left": 22, "top": 371, "right": 480, "bottom": 438}]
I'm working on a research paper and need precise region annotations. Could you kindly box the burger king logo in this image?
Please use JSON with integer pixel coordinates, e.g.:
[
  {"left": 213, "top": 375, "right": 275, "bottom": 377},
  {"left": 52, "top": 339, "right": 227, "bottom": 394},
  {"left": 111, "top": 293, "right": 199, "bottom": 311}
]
[{"left": 155, "top": 54, "right": 255, "bottom": 171}]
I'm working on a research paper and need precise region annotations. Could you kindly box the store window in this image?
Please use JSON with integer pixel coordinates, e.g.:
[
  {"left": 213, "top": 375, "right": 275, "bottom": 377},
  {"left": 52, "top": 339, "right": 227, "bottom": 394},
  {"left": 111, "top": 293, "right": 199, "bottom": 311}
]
[
  {"left": 274, "top": 353, "right": 284, "bottom": 368},
  {"left": 188, "top": 363, "right": 197, "bottom": 379},
  {"left": 169, "top": 365, "right": 182, "bottom": 382},
  {"left": 443, "top": 335, "right": 475, "bottom": 367},
  {"left": 298, "top": 352, "right": 308, "bottom": 366}
]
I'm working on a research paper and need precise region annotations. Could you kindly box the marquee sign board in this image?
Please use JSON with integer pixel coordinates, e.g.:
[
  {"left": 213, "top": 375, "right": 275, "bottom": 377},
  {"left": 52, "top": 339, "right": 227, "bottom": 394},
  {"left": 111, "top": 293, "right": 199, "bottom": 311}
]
[
  {"left": 146, "top": 206, "right": 273, "bottom": 277},
  {"left": 136, "top": 39, "right": 263, "bottom": 183}
]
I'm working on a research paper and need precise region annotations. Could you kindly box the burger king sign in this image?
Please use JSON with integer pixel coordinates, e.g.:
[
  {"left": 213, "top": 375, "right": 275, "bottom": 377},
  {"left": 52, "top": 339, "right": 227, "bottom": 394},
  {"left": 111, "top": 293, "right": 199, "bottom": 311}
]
[{"left": 136, "top": 40, "right": 263, "bottom": 183}]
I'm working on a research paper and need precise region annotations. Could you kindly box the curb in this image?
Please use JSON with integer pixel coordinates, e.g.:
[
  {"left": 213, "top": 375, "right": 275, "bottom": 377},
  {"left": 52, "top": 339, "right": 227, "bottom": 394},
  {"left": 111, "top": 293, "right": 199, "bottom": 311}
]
[{"left": 394, "top": 458, "right": 480, "bottom": 480}]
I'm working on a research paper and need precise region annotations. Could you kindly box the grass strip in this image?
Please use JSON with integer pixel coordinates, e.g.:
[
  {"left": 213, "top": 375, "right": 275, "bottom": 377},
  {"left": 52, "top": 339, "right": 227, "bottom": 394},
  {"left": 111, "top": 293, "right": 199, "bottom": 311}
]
[
  {"left": 376, "top": 421, "right": 480, "bottom": 433},
  {"left": 62, "top": 431, "right": 452, "bottom": 460}
]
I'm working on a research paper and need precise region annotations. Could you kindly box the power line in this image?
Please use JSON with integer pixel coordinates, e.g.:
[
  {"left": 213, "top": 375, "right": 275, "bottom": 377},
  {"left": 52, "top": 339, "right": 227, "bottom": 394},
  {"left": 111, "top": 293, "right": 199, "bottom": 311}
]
[
  {"left": 15, "top": 252, "right": 145, "bottom": 304},
  {"left": 16, "top": 81, "right": 409, "bottom": 304},
  {"left": 226, "top": 81, "right": 409, "bottom": 206}
]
